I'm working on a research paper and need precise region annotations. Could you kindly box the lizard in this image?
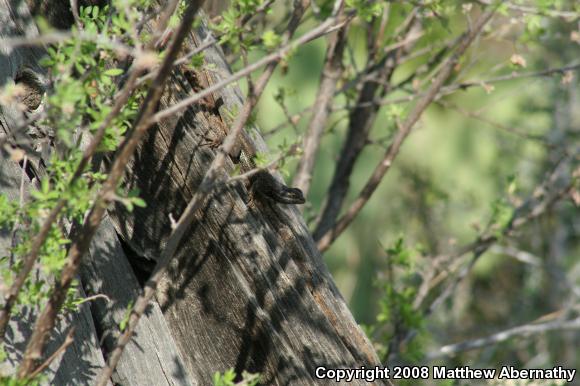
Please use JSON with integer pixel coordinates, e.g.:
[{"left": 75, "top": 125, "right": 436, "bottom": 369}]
[{"left": 180, "top": 65, "right": 305, "bottom": 205}]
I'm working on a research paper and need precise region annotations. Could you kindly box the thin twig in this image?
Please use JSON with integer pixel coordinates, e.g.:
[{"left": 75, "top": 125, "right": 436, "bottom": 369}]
[
  {"left": 425, "top": 316, "right": 580, "bottom": 360},
  {"left": 28, "top": 327, "right": 76, "bottom": 379},
  {"left": 228, "top": 143, "right": 301, "bottom": 185},
  {"left": 0, "top": 31, "right": 134, "bottom": 57},
  {"left": 69, "top": 0, "right": 81, "bottom": 30},
  {"left": 489, "top": 245, "right": 543, "bottom": 267},
  {"left": 136, "top": 36, "right": 217, "bottom": 87},
  {"left": 293, "top": 2, "right": 348, "bottom": 198},
  {"left": 152, "top": 14, "right": 351, "bottom": 123},
  {"left": 73, "top": 293, "right": 111, "bottom": 306},
  {"left": 436, "top": 99, "right": 549, "bottom": 143},
  {"left": 316, "top": 7, "right": 498, "bottom": 252},
  {"left": 346, "top": 62, "right": 580, "bottom": 111},
  {"left": 476, "top": 0, "right": 580, "bottom": 19}
]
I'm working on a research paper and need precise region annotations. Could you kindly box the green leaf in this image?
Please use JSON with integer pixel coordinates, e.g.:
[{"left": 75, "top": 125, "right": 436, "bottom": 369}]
[
  {"left": 103, "top": 68, "right": 124, "bottom": 77},
  {"left": 132, "top": 197, "right": 146, "bottom": 208},
  {"left": 262, "top": 30, "right": 282, "bottom": 50},
  {"left": 190, "top": 52, "right": 205, "bottom": 68},
  {"left": 119, "top": 301, "right": 133, "bottom": 332}
]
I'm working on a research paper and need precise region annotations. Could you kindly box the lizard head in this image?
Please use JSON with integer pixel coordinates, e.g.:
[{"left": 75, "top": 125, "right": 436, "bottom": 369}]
[
  {"left": 250, "top": 171, "right": 306, "bottom": 205},
  {"left": 274, "top": 186, "right": 306, "bottom": 205}
]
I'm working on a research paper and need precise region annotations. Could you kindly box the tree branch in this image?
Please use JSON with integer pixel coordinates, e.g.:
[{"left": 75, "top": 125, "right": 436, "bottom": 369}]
[
  {"left": 425, "top": 316, "right": 580, "bottom": 361},
  {"left": 28, "top": 327, "right": 76, "bottom": 380},
  {"left": 152, "top": 14, "right": 351, "bottom": 123},
  {"left": 313, "top": 9, "right": 420, "bottom": 241},
  {"left": 292, "top": 6, "right": 349, "bottom": 199},
  {"left": 316, "top": 7, "right": 498, "bottom": 252},
  {"left": 357, "top": 62, "right": 580, "bottom": 111}
]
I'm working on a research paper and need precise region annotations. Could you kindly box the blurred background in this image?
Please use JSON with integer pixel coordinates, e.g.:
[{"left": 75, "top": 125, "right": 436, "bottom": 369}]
[{"left": 209, "top": 0, "right": 579, "bottom": 374}]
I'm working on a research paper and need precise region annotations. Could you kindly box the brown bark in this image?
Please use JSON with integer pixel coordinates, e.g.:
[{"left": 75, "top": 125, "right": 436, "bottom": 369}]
[{"left": 292, "top": 21, "right": 349, "bottom": 199}]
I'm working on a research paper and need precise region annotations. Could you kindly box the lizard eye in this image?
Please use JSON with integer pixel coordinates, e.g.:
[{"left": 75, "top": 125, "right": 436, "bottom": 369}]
[{"left": 289, "top": 188, "right": 306, "bottom": 204}]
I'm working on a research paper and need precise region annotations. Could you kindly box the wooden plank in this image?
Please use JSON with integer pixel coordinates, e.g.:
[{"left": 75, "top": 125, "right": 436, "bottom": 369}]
[
  {"left": 80, "top": 215, "right": 195, "bottom": 386},
  {"left": 1, "top": 2, "right": 193, "bottom": 384},
  {"left": 108, "top": 19, "right": 383, "bottom": 385}
]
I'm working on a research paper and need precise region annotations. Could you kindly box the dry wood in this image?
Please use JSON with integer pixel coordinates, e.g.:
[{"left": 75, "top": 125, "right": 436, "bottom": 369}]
[
  {"left": 1, "top": 1, "right": 193, "bottom": 384},
  {"left": 107, "top": 12, "right": 382, "bottom": 386},
  {"left": 1, "top": 1, "right": 384, "bottom": 385}
]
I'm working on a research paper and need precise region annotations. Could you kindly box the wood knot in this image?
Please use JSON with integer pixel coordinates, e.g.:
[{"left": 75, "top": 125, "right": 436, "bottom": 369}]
[
  {"left": 15, "top": 68, "right": 45, "bottom": 111},
  {"left": 278, "top": 226, "right": 294, "bottom": 243}
]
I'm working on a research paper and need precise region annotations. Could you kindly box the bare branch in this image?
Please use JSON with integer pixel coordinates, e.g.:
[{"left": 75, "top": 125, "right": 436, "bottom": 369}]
[
  {"left": 73, "top": 293, "right": 112, "bottom": 306},
  {"left": 28, "top": 327, "right": 76, "bottom": 380},
  {"left": 152, "top": 13, "right": 352, "bottom": 123},
  {"left": 313, "top": 9, "right": 421, "bottom": 241},
  {"left": 476, "top": 0, "right": 580, "bottom": 19},
  {"left": 359, "top": 62, "right": 580, "bottom": 111},
  {"left": 316, "top": 8, "right": 498, "bottom": 252},
  {"left": 489, "top": 245, "right": 543, "bottom": 267},
  {"left": 293, "top": 6, "right": 349, "bottom": 198},
  {"left": 136, "top": 35, "right": 217, "bottom": 86},
  {"left": 425, "top": 316, "right": 580, "bottom": 361},
  {"left": 0, "top": 31, "right": 135, "bottom": 57},
  {"left": 69, "top": 0, "right": 81, "bottom": 30},
  {"left": 436, "top": 99, "right": 549, "bottom": 143}
]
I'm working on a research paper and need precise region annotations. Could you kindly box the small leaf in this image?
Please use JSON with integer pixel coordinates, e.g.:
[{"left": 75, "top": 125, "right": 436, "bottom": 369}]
[
  {"left": 132, "top": 197, "right": 146, "bottom": 208},
  {"left": 103, "top": 68, "right": 124, "bottom": 77},
  {"left": 262, "top": 30, "right": 281, "bottom": 50},
  {"left": 119, "top": 301, "right": 133, "bottom": 332},
  {"left": 190, "top": 52, "right": 205, "bottom": 68}
]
